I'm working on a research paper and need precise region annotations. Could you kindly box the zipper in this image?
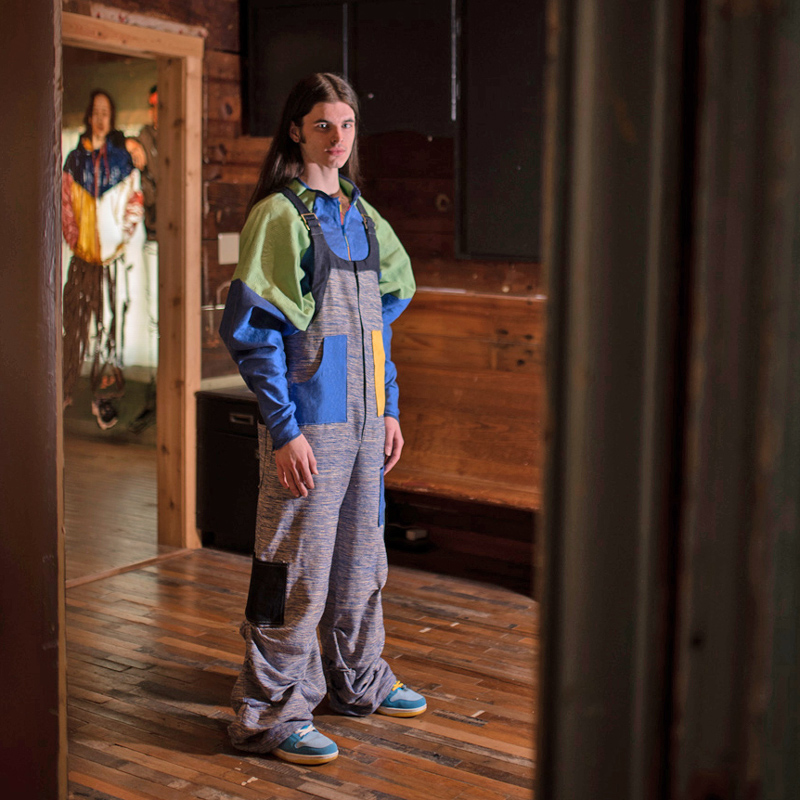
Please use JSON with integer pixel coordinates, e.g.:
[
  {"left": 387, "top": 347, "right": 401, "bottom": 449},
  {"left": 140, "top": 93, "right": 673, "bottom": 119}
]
[
  {"left": 339, "top": 198, "right": 352, "bottom": 260},
  {"left": 353, "top": 261, "right": 368, "bottom": 436}
]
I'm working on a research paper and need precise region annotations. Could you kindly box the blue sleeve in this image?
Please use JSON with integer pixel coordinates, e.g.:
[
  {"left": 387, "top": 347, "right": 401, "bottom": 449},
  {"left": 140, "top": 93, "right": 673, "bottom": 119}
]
[
  {"left": 219, "top": 279, "right": 302, "bottom": 449},
  {"left": 381, "top": 294, "right": 411, "bottom": 420}
]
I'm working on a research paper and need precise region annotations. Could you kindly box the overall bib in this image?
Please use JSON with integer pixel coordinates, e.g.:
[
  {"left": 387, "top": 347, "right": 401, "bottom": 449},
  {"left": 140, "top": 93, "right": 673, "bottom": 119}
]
[{"left": 229, "top": 188, "right": 398, "bottom": 753}]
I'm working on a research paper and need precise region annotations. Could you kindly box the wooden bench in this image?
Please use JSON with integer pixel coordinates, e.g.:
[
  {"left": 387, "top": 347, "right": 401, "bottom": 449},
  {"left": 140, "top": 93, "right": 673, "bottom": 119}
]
[{"left": 386, "top": 289, "right": 544, "bottom": 511}]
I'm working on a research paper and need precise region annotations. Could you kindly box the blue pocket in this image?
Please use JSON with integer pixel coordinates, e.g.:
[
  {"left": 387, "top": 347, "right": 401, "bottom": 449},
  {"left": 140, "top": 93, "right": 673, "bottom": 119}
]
[
  {"left": 378, "top": 465, "right": 386, "bottom": 527},
  {"left": 289, "top": 335, "right": 348, "bottom": 425}
]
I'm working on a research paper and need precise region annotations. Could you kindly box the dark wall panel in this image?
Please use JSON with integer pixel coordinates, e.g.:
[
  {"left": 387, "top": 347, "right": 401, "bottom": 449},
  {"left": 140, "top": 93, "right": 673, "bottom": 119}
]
[
  {"left": 245, "top": 2, "right": 344, "bottom": 136},
  {"left": 459, "top": 0, "right": 545, "bottom": 260},
  {"left": 353, "top": 0, "right": 453, "bottom": 137}
]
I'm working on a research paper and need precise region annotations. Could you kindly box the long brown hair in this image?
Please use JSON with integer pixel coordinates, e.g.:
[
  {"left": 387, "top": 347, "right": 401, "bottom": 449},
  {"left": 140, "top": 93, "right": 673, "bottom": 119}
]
[{"left": 246, "top": 73, "right": 361, "bottom": 217}]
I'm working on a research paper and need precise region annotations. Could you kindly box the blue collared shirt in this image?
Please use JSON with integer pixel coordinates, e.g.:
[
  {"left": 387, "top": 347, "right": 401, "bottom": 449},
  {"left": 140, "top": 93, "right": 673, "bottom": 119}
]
[{"left": 296, "top": 178, "right": 370, "bottom": 262}]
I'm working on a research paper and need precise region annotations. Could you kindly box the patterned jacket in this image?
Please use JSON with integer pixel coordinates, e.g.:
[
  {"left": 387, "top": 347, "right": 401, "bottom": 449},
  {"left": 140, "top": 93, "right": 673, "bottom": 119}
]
[{"left": 62, "top": 134, "right": 144, "bottom": 264}]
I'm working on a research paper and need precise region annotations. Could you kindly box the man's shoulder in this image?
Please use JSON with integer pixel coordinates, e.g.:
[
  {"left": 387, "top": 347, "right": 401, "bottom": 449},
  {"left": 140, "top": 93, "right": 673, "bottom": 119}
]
[
  {"left": 137, "top": 125, "right": 157, "bottom": 146},
  {"left": 241, "top": 191, "right": 308, "bottom": 249},
  {"left": 250, "top": 191, "right": 305, "bottom": 226},
  {"left": 355, "top": 195, "right": 385, "bottom": 224}
]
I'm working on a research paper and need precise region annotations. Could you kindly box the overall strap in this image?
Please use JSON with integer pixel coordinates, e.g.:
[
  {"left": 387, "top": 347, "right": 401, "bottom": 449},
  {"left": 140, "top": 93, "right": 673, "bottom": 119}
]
[
  {"left": 355, "top": 198, "right": 381, "bottom": 273},
  {"left": 280, "top": 187, "right": 323, "bottom": 237},
  {"left": 355, "top": 199, "right": 377, "bottom": 238},
  {"left": 280, "top": 186, "right": 331, "bottom": 318}
]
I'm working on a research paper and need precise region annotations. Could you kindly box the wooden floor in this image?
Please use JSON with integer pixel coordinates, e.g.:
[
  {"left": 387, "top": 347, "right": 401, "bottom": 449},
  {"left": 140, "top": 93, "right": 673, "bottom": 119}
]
[
  {"left": 65, "top": 436, "right": 178, "bottom": 586},
  {"left": 65, "top": 436, "right": 537, "bottom": 800}
]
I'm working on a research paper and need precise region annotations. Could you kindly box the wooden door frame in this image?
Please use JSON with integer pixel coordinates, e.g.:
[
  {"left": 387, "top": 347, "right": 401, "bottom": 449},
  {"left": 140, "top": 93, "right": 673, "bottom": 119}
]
[{"left": 62, "top": 12, "right": 203, "bottom": 549}]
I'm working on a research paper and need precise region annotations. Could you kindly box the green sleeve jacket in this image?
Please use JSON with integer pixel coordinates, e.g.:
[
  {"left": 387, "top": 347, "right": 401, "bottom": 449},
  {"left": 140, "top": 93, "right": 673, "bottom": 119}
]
[{"left": 220, "top": 177, "right": 415, "bottom": 448}]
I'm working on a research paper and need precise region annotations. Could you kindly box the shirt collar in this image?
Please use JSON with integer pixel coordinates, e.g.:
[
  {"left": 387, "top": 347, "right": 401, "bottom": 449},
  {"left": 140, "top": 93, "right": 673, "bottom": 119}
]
[{"left": 291, "top": 175, "right": 361, "bottom": 206}]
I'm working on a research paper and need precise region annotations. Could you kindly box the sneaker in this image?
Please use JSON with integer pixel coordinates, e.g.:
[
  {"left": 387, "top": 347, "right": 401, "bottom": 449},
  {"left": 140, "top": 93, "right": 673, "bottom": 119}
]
[
  {"left": 92, "top": 398, "right": 119, "bottom": 430},
  {"left": 273, "top": 724, "right": 338, "bottom": 765},
  {"left": 376, "top": 681, "right": 427, "bottom": 718}
]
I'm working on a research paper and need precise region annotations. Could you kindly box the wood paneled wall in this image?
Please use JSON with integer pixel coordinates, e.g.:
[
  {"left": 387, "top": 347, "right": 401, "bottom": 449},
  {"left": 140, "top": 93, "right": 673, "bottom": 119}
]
[
  {"left": 63, "top": 0, "right": 543, "bottom": 381},
  {"left": 387, "top": 290, "right": 543, "bottom": 510},
  {"left": 5, "top": 0, "right": 65, "bottom": 795},
  {"left": 203, "top": 49, "right": 268, "bottom": 377}
]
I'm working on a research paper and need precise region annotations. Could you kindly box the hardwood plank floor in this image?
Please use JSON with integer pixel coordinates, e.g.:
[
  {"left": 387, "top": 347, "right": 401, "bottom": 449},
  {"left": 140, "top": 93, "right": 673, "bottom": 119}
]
[
  {"left": 65, "top": 436, "right": 537, "bottom": 799},
  {"left": 65, "top": 435, "right": 174, "bottom": 584}
]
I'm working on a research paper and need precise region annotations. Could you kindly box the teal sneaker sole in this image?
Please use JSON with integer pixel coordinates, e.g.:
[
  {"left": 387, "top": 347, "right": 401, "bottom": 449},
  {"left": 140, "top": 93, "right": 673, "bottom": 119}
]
[
  {"left": 273, "top": 747, "right": 338, "bottom": 765},
  {"left": 376, "top": 700, "right": 428, "bottom": 718}
]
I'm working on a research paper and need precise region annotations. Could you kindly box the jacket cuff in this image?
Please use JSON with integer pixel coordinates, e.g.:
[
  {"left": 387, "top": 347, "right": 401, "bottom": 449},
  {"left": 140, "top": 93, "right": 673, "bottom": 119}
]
[{"left": 269, "top": 418, "right": 303, "bottom": 451}]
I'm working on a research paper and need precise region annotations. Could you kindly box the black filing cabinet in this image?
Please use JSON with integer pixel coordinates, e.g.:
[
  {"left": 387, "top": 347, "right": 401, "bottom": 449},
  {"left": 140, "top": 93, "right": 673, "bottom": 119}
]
[{"left": 196, "top": 386, "right": 262, "bottom": 553}]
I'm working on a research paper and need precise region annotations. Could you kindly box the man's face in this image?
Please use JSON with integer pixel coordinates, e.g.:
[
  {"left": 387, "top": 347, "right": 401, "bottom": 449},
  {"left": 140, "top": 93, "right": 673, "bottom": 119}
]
[
  {"left": 291, "top": 101, "right": 356, "bottom": 173},
  {"left": 90, "top": 94, "right": 112, "bottom": 140}
]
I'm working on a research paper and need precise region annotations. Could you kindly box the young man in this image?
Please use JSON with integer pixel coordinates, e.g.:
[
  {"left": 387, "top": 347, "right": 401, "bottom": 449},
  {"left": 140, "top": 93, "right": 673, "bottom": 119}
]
[{"left": 220, "top": 73, "right": 425, "bottom": 765}]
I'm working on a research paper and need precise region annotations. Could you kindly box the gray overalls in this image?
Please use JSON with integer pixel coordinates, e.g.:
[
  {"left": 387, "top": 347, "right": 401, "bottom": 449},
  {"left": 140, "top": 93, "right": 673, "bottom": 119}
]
[{"left": 229, "top": 188, "right": 398, "bottom": 753}]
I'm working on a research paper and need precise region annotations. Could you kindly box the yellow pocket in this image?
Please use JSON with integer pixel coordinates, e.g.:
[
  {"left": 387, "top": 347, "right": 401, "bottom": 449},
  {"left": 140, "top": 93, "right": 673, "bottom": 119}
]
[{"left": 371, "top": 330, "right": 386, "bottom": 416}]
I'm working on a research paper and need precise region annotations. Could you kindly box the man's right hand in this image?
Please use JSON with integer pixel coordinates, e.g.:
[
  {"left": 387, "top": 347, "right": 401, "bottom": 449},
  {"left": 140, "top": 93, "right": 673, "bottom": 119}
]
[{"left": 274, "top": 434, "right": 318, "bottom": 498}]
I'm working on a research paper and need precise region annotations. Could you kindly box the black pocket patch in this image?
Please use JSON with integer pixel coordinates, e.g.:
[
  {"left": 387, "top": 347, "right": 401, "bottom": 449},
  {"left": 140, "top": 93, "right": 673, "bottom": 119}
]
[{"left": 245, "top": 559, "right": 288, "bottom": 627}]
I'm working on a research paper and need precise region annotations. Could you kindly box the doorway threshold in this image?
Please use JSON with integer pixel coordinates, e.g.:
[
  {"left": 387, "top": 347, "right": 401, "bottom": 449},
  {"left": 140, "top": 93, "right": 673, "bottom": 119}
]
[{"left": 65, "top": 547, "right": 193, "bottom": 589}]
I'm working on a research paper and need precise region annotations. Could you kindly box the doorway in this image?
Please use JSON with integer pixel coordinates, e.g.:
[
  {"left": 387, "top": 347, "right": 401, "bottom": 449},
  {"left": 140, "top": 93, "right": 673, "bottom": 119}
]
[
  {"left": 61, "top": 46, "right": 162, "bottom": 583},
  {"left": 62, "top": 13, "right": 204, "bottom": 553}
]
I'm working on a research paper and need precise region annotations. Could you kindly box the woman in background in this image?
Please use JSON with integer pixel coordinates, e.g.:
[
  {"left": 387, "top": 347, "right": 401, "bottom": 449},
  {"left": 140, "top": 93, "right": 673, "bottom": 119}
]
[{"left": 61, "top": 89, "right": 143, "bottom": 428}]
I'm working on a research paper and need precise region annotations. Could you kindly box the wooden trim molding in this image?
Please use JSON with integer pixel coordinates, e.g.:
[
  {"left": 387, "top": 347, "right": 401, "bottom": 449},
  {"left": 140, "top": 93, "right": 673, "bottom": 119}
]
[
  {"left": 62, "top": 11, "right": 204, "bottom": 59},
  {"left": 62, "top": 12, "right": 204, "bottom": 549},
  {"left": 157, "top": 53, "right": 203, "bottom": 549}
]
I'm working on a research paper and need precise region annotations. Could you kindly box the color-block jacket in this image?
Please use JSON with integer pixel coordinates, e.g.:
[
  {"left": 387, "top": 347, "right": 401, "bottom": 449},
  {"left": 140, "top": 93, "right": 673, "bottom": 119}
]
[
  {"left": 220, "top": 177, "right": 415, "bottom": 449},
  {"left": 61, "top": 134, "right": 144, "bottom": 265}
]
